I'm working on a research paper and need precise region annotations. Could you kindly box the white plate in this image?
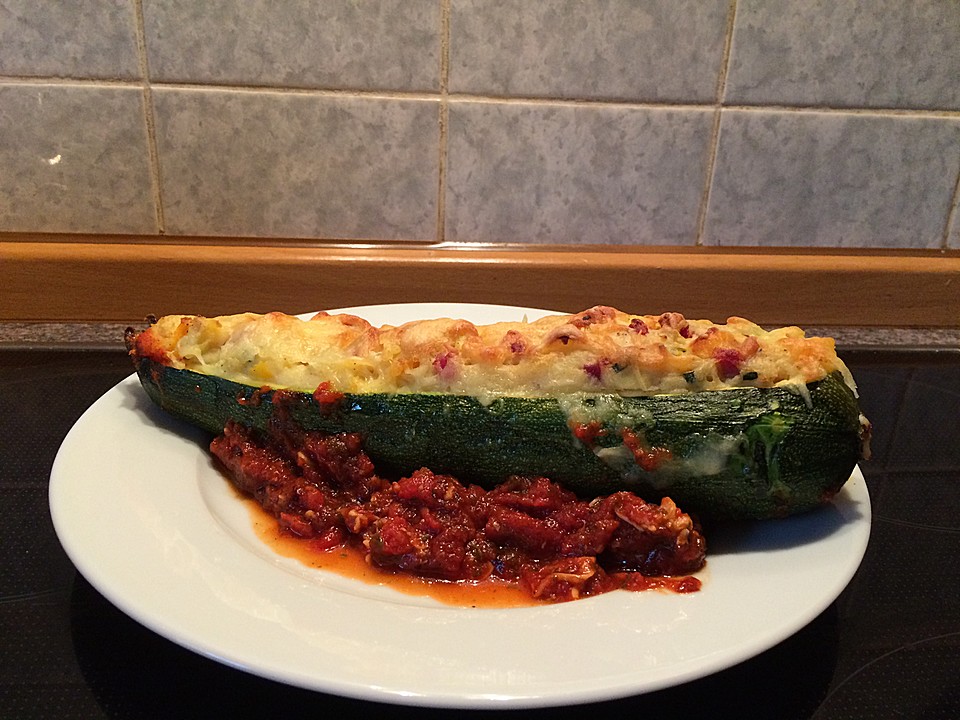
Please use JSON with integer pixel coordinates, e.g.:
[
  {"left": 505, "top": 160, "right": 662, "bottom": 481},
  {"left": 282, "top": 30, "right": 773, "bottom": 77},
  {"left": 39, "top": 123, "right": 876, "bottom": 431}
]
[{"left": 49, "top": 303, "right": 871, "bottom": 709}]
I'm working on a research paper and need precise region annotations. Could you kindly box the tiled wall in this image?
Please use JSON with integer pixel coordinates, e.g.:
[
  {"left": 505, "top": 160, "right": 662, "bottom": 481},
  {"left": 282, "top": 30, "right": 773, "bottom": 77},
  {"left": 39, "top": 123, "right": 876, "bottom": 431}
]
[{"left": 2, "top": 0, "right": 959, "bottom": 248}]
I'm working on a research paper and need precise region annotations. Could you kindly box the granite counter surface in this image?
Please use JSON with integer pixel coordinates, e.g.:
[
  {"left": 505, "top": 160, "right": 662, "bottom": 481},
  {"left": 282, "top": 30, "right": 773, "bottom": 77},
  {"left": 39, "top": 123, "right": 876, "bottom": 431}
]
[{"left": 1, "top": 321, "right": 958, "bottom": 352}]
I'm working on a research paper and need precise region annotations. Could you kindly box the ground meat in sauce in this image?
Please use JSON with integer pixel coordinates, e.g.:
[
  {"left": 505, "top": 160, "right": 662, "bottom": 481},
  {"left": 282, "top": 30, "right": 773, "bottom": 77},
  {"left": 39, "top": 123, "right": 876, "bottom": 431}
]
[{"left": 210, "top": 417, "right": 706, "bottom": 603}]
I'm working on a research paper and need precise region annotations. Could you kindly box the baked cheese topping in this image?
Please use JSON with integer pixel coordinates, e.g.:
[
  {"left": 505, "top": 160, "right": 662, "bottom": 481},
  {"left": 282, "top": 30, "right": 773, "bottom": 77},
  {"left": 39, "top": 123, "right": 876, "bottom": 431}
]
[{"left": 135, "top": 306, "right": 855, "bottom": 399}]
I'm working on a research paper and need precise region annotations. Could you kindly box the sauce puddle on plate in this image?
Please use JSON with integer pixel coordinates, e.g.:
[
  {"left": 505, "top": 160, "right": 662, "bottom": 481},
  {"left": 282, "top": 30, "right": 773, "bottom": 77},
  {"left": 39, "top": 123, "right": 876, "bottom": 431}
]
[{"left": 243, "top": 495, "right": 537, "bottom": 608}]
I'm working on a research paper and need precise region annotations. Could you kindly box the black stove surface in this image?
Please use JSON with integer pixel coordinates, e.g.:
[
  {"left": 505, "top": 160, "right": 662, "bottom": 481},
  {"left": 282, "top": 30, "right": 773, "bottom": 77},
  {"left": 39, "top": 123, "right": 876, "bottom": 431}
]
[{"left": 1, "top": 348, "right": 957, "bottom": 719}]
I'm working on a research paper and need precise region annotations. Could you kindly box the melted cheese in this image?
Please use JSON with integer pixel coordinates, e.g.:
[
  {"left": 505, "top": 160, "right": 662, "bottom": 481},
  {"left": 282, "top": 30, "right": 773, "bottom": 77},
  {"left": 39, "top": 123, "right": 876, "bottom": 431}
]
[{"left": 138, "top": 306, "right": 855, "bottom": 398}]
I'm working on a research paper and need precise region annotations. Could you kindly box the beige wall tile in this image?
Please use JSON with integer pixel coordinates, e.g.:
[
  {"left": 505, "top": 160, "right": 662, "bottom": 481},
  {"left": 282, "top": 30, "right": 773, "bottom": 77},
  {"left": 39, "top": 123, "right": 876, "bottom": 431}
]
[
  {"left": 0, "top": 84, "right": 157, "bottom": 234},
  {"left": 143, "top": 0, "right": 440, "bottom": 91},
  {"left": 726, "top": 0, "right": 960, "bottom": 110},
  {"left": 0, "top": 0, "right": 139, "bottom": 80},
  {"left": 948, "top": 196, "right": 960, "bottom": 249},
  {"left": 153, "top": 88, "right": 439, "bottom": 240},
  {"left": 703, "top": 110, "right": 960, "bottom": 248},
  {"left": 444, "top": 102, "right": 713, "bottom": 244},
  {"left": 450, "top": 0, "right": 730, "bottom": 102}
]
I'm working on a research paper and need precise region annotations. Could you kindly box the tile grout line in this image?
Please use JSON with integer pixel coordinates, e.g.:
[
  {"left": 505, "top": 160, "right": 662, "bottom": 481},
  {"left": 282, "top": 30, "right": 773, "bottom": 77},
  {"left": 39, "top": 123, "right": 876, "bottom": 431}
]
[
  {"left": 722, "top": 103, "right": 960, "bottom": 119},
  {"left": 445, "top": 93, "right": 713, "bottom": 111},
  {"left": 132, "top": 0, "right": 165, "bottom": 234},
  {"left": 436, "top": 0, "right": 452, "bottom": 243},
  {"left": 2, "top": 72, "right": 960, "bottom": 119},
  {"left": 941, "top": 158, "right": 960, "bottom": 249},
  {"left": 694, "top": 0, "right": 739, "bottom": 247}
]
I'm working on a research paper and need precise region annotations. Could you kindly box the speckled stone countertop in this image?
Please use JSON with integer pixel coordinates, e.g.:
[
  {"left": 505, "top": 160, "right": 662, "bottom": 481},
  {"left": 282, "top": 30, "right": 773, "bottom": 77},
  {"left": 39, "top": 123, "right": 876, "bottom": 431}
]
[
  {"left": 0, "top": 322, "right": 957, "bottom": 352},
  {"left": 0, "top": 322, "right": 140, "bottom": 349}
]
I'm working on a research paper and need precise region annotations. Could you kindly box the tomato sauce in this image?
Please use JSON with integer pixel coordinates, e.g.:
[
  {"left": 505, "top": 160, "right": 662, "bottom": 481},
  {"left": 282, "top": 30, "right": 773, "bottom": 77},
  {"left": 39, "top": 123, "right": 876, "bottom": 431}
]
[
  {"left": 244, "top": 497, "right": 537, "bottom": 608},
  {"left": 210, "top": 393, "right": 705, "bottom": 605}
]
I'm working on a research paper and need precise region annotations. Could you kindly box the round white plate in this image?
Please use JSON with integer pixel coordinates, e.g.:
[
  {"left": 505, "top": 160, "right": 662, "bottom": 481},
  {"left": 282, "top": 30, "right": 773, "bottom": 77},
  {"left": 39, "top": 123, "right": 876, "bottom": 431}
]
[{"left": 49, "top": 303, "right": 871, "bottom": 708}]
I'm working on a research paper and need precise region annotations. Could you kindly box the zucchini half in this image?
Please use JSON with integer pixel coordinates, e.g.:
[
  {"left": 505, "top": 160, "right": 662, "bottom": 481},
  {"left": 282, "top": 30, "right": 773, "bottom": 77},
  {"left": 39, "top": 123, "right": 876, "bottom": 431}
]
[{"left": 131, "top": 353, "right": 867, "bottom": 521}]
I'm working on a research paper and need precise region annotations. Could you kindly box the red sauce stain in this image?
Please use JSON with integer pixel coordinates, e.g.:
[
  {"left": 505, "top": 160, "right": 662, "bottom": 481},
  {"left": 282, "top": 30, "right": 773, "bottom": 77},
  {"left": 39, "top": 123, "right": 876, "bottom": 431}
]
[
  {"left": 237, "top": 386, "right": 270, "bottom": 407},
  {"left": 621, "top": 428, "right": 673, "bottom": 471},
  {"left": 572, "top": 421, "right": 607, "bottom": 446},
  {"left": 312, "top": 381, "right": 344, "bottom": 407}
]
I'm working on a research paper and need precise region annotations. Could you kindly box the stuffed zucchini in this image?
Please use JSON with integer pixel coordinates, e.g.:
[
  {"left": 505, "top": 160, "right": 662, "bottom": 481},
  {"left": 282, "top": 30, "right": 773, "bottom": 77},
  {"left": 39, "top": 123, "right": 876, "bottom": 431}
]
[{"left": 127, "top": 306, "right": 870, "bottom": 520}]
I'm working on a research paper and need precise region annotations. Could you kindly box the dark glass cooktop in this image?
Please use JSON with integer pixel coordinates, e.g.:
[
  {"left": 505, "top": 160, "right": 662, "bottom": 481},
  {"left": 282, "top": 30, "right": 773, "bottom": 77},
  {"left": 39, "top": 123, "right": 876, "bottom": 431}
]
[{"left": 1, "top": 348, "right": 957, "bottom": 719}]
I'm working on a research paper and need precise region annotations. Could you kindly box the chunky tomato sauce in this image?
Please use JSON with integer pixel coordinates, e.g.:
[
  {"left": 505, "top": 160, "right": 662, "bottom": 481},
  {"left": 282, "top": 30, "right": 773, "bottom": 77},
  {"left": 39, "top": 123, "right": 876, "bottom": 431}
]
[
  {"left": 245, "top": 500, "right": 537, "bottom": 607},
  {"left": 210, "top": 396, "right": 706, "bottom": 604}
]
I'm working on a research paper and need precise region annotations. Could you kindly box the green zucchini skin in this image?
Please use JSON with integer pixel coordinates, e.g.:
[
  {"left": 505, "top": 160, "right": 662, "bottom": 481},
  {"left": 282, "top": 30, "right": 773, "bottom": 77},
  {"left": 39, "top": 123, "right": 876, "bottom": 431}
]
[{"left": 133, "top": 356, "right": 864, "bottom": 520}]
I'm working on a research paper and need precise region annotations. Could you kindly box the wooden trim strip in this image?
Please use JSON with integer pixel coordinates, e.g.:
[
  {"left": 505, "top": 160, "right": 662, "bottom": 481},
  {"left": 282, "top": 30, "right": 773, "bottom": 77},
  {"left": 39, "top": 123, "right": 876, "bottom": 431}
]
[{"left": 3, "top": 240, "right": 959, "bottom": 327}]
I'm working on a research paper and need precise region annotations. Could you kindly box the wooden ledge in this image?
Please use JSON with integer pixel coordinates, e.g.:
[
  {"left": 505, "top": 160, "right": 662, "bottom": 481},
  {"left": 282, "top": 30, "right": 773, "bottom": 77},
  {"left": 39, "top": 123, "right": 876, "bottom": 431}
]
[{"left": 3, "top": 238, "right": 959, "bottom": 327}]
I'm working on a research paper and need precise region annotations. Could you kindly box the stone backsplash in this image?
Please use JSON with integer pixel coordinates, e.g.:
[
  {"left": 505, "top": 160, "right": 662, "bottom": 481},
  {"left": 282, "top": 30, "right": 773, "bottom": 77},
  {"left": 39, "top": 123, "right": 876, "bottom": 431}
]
[{"left": 1, "top": 0, "right": 958, "bottom": 248}]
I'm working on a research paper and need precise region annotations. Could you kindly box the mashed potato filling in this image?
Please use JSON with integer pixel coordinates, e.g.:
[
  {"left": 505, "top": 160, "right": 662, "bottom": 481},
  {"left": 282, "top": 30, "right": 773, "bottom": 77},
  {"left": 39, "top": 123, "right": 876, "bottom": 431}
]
[{"left": 140, "top": 305, "right": 855, "bottom": 399}]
